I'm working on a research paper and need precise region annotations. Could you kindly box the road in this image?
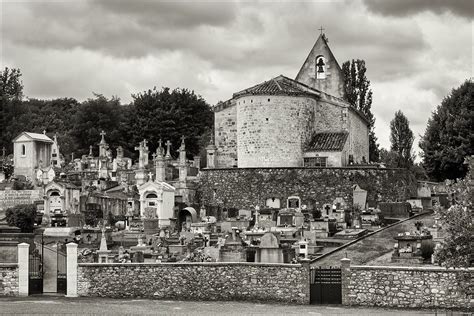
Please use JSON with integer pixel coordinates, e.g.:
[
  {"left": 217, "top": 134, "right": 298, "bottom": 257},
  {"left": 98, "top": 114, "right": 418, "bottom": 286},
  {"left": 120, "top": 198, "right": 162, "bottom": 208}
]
[{"left": 0, "top": 297, "right": 452, "bottom": 315}]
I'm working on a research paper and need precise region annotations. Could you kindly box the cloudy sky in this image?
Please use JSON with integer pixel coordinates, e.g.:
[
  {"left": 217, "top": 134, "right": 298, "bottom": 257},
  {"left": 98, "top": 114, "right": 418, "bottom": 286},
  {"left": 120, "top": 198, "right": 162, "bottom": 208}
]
[{"left": 1, "top": 0, "right": 473, "bottom": 155}]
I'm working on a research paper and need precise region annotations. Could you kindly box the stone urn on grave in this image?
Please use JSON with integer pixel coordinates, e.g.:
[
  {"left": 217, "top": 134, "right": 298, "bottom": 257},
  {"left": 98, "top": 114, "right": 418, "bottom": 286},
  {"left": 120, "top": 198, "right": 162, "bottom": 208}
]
[{"left": 143, "top": 207, "right": 160, "bottom": 235}]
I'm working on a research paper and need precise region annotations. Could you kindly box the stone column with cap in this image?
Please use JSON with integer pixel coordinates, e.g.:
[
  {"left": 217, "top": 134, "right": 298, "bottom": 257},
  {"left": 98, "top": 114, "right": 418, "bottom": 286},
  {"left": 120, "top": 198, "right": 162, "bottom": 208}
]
[
  {"left": 178, "top": 136, "right": 187, "bottom": 183},
  {"left": 341, "top": 258, "right": 351, "bottom": 305},
  {"left": 155, "top": 150, "right": 166, "bottom": 182},
  {"left": 66, "top": 243, "right": 78, "bottom": 297},
  {"left": 206, "top": 131, "right": 217, "bottom": 169},
  {"left": 17, "top": 243, "right": 29, "bottom": 296}
]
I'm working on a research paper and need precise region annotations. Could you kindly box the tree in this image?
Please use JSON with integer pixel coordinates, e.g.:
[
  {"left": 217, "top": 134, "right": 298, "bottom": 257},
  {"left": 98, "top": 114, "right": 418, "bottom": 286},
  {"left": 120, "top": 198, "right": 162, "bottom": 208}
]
[
  {"left": 420, "top": 80, "right": 474, "bottom": 181},
  {"left": 342, "top": 59, "right": 380, "bottom": 162},
  {"left": 389, "top": 110, "right": 414, "bottom": 168},
  {"left": 0, "top": 68, "right": 24, "bottom": 154},
  {"left": 128, "top": 87, "right": 213, "bottom": 159},
  {"left": 5, "top": 204, "right": 37, "bottom": 233},
  {"left": 434, "top": 177, "right": 473, "bottom": 267},
  {"left": 71, "top": 94, "right": 128, "bottom": 157}
]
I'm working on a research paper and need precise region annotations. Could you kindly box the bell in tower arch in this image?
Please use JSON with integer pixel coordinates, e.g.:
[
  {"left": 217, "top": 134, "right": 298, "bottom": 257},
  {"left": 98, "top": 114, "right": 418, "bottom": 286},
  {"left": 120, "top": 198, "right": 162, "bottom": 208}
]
[{"left": 316, "top": 57, "right": 325, "bottom": 73}]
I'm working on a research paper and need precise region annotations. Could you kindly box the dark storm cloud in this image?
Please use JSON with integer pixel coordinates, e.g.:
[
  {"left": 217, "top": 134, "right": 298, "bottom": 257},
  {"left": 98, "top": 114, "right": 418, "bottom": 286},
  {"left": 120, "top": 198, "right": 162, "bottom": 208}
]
[
  {"left": 94, "top": 0, "right": 238, "bottom": 28},
  {"left": 363, "top": 0, "right": 474, "bottom": 18}
]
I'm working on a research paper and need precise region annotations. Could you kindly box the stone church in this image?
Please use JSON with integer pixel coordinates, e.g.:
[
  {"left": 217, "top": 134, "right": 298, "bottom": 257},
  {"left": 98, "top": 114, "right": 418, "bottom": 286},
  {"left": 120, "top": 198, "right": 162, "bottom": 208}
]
[{"left": 210, "top": 34, "right": 369, "bottom": 168}]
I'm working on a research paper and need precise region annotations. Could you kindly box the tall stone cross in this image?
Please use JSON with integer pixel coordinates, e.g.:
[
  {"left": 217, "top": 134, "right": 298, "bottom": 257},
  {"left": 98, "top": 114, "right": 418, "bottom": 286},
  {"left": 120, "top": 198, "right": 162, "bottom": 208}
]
[
  {"left": 148, "top": 172, "right": 153, "bottom": 182},
  {"left": 165, "top": 140, "right": 172, "bottom": 158},
  {"left": 89, "top": 145, "right": 93, "bottom": 156},
  {"left": 142, "top": 139, "right": 148, "bottom": 150},
  {"left": 100, "top": 130, "right": 106, "bottom": 143},
  {"left": 152, "top": 153, "right": 157, "bottom": 161},
  {"left": 135, "top": 142, "right": 144, "bottom": 169}
]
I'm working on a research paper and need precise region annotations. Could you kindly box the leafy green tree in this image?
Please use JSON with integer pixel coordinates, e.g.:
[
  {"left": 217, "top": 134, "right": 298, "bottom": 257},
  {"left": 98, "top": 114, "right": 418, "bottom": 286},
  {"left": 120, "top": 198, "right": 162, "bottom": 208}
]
[
  {"left": 434, "top": 177, "right": 473, "bottom": 267},
  {"left": 71, "top": 94, "right": 128, "bottom": 157},
  {"left": 390, "top": 110, "right": 414, "bottom": 168},
  {"left": 342, "top": 59, "right": 380, "bottom": 162},
  {"left": 128, "top": 87, "right": 213, "bottom": 159},
  {"left": 379, "top": 148, "right": 398, "bottom": 168},
  {"left": 5, "top": 204, "right": 37, "bottom": 233},
  {"left": 420, "top": 80, "right": 474, "bottom": 181},
  {"left": 1, "top": 68, "right": 24, "bottom": 154}
]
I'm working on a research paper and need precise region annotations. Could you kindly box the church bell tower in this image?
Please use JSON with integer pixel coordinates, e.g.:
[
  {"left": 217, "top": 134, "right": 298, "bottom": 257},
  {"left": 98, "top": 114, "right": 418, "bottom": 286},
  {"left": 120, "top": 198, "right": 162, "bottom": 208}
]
[{"left": 295, "top": 32, "right": 345, "bottom": 99}]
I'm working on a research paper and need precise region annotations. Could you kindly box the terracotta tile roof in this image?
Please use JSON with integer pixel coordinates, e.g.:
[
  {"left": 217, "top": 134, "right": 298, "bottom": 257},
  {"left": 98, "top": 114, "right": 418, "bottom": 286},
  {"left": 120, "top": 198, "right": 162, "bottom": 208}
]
[
  {"left": 305, "top": 132, "right": 348, "bottom": 151},
  {"left": 233, "top": 75, "right": 320, "bottom": 98}
]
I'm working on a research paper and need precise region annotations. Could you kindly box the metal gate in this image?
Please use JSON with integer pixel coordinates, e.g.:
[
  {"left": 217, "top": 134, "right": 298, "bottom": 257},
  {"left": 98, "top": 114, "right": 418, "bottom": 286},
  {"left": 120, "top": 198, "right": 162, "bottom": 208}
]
[
  {"left": 310, "top": 266, "right": 342, "bottom": 304},
  {"left": 28, "top": 252, "right": 43, "bottom": 295},
  {"left": 57, "top": 245, "right": 67, "bottom": 294}
]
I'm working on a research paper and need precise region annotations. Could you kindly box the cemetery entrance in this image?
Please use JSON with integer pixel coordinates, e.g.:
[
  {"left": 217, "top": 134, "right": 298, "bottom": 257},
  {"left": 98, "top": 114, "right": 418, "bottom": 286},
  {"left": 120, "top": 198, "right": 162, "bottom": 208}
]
[
  {"left": 42, "top": 242, "right": 67, "bottom": 294},
  {"left": 28, "top": 250, "right": 43, "bottom": 295},
  {"left": 310, "top": 266, "right": 342, "bottom": 304}
]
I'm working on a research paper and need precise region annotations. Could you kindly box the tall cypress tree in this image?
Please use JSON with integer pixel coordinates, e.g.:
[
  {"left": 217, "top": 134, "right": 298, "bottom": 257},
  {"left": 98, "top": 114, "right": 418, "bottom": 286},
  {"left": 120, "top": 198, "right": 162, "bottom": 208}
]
[
  {"left": 390, "top": 110, "right": 414, "bottom": 168},
  {"left": 342, "top": 59, "right": 380, "bottom": 162}
]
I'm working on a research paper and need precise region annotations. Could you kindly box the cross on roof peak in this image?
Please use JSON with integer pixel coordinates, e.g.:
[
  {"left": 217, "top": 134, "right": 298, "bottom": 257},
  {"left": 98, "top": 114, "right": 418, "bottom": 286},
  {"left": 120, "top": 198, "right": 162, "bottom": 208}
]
[{"left": 318, "top": 26, "right": 325, "bottom": 35}]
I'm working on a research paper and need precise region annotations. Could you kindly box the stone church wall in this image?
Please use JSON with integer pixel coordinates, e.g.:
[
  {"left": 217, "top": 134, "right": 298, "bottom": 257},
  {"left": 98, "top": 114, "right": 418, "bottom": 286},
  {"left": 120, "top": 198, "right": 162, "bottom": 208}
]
[
  {"left": 0, "top": 263, "right": 18, "bottom": 296},
  {"left": 215, "top": 101, "right": 237, "bottom": 168},
  {"left": 77, "top": 262, "right": 310, "bottom": 304},
  {"left": 236, "top": 95, "right": 316, "bottom": 168},
  {"left": 313, "top": 99, "right": 346, "bottom": 132},
  {"left": 198, "top": 167, "right": 416, "bottom": 209},
  {"left": 348, "top": 109, "right": 370, "bottom": 163},
  {"left": 342, "top": 263, "right": 473, "bottom": 309}
]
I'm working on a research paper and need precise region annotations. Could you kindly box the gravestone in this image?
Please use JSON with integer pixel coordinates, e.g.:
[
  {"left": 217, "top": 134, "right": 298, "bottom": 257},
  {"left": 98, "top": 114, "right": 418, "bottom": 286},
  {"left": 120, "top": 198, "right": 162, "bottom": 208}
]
[{"left": 353, "top": 185, "right": 367, "bottom": 210}]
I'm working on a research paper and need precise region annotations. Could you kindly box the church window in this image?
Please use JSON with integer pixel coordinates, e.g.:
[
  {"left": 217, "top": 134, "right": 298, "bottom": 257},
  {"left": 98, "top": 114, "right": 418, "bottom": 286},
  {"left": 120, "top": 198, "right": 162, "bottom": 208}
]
[
  {"left": 21, "top": 145, "right": 26, "bottom": 156},
  {"left": 268, "top": 98, "right": 270, "bottom": 102},
  {"left": 304, "top": 157, "right": 327, "bottom": 167},
  {"left": 316, "top": 56, "right": 326, "bottom": 79}
]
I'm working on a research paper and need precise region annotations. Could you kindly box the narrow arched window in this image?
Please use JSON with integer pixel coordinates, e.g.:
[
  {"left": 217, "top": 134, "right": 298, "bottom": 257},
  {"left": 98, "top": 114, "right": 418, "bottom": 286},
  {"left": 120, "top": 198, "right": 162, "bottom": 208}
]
[
  {"left": 316, "top": 55, "right": 326, "bottom": 79},
  {"left": 21, "top": 145, "right": 26, "bottom": 156}
]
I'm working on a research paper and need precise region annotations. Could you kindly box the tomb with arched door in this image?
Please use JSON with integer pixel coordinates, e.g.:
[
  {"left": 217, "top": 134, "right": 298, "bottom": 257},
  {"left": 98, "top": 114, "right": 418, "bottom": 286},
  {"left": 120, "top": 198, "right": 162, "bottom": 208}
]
[
  {"left": 43, "top": 181, "right": 81, "bottom": 227},
  {"left": 138, "top": 178, "right": 175, "bottom": 228}
]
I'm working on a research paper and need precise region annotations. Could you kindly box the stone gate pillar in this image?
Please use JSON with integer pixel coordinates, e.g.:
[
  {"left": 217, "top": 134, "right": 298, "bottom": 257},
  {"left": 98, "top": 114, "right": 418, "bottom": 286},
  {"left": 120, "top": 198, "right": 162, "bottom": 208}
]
[
  {"left": 341, "top": 258, "right": 351, "bottom": 305},
  {"left": 66, "top": 242, "right": 78, "bottom": 297},
  {"left": 17, "top": 243, "right": 29, "bottom": 296}
]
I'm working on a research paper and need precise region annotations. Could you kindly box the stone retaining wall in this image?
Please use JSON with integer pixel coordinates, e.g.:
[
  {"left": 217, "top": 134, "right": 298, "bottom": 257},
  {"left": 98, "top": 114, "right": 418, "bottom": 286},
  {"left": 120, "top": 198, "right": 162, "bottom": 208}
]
[
  {"left": 198, "top": 167, "right": 416, "bottom": 209},
  {"left": 342, "top": 261, "right": 473, "bottom": 309},
  {"left": 0, "top": 189, "right": 42, "bottom": 211},
  {"left": 0, "top": 263, "right": 19, "bottom": 296},
  {"left": 77, "top": 262, "right": 310, "bottom": 304}
]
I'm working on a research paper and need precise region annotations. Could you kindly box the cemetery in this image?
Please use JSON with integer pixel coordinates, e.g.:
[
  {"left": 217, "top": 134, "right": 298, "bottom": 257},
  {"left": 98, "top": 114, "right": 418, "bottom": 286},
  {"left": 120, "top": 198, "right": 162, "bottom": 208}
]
[{"left": 0, "top": 28, "right": 471, "bottom": 312}]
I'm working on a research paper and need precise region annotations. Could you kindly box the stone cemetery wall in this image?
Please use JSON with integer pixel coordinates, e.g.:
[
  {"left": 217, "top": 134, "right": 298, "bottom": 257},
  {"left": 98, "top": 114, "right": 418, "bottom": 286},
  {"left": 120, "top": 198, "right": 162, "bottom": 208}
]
[
  {"left": 198, "top": 167, "right": 416, "bottom": 209},
  {"left": 78, "top": 262, "right": 310, "bottom": 304},
  {"left": 0, "top": 189, "right": 42, "bottom": 211},
  {"left": 0, "top": 263, "right": 19, "bottom": 296},
  {"left": 378, "top": 202, "right": 412, "bottom": 218},
  {"left": 342, "top": 264, "right": 473, "bottom": 309}
]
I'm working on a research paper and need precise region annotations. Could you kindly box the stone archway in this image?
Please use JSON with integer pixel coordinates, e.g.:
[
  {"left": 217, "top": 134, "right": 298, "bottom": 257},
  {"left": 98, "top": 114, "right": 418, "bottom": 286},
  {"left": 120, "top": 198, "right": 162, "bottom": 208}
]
[
  {"left": 48, "top": 191, "right": 62, "bottom": 213},
  {"left": 144, "top": 193, "right": 159, "bottom": 218},
  {"left": 178, "top": 207, "right": 197, "bottom": 231}
]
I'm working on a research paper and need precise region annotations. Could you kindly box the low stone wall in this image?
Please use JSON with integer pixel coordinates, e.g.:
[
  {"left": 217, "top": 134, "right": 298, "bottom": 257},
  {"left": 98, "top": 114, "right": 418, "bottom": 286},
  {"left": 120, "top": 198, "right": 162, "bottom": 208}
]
[
  {"left": 0, "top": 263, "right": 19, "bottom": 296},
  {"left": 78, "top": 262, "right": 309, "bottom": 304},
  {"left": 198, "top": 167, "right": 416, "bottom": 209},
  {"left": 342, "top": 261, "right": 473, "bottom": 309}
]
